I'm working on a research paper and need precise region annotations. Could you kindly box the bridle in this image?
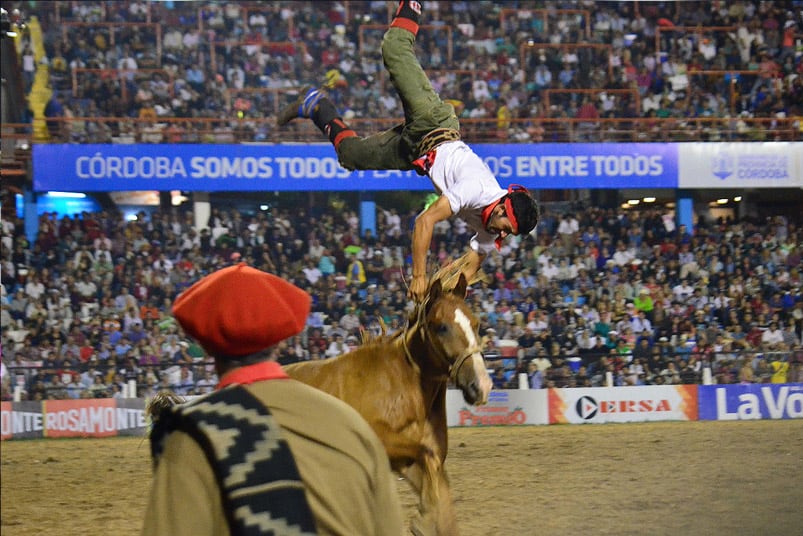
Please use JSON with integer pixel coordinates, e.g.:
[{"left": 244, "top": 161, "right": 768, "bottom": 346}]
[{"left": 400, "top": 298, "right": 481, "bottom": 384}]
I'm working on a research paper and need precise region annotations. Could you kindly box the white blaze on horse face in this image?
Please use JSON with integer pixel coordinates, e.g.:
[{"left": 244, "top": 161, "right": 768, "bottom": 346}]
[
  {"left": 453, "top": 308, "right": 492, "bottom": 405},
  {"left": 453, "top": 308, "right": 478, "bottom": 349}
]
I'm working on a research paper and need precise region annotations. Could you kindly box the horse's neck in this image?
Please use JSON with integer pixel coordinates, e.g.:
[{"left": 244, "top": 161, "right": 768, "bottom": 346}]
[
  {"left": 404, "top": 323, "right": 450, "bottom": 385},
  {"left": 402, "top": 325, "right": 449, "bottom": 420}
]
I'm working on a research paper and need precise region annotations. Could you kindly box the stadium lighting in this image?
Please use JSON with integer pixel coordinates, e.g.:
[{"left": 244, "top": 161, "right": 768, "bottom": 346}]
[
  {"left": 259, "top": 204, "right": 269, "bottom": 211},
  {"left": 47, "top": 191, "right": 85, "bottom": 198},
  {"left": 734, "top": 196, "right": 742, "bottom": 202},
  {"left": 170, "top": 190, "right": 188, "bottom": 206},
  {"left": 716, "top": 198, "right": 728, "bottom": 204},
  {"left": 643, "top": 197, "right": 656, "bottom": 203},
  {"left": 627, "top": 199, "right": 640, "bottom": 205}
]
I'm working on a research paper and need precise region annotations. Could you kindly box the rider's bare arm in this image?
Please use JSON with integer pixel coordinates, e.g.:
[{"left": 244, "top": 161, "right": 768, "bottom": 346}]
[{"left": 412, "top": 196, "right": 453, "bottom": 280}]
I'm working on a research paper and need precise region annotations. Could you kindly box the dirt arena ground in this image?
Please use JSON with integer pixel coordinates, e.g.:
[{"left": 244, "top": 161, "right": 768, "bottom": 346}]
[{"left": 2, "top": 420, "right": 801, "bottom": 536}]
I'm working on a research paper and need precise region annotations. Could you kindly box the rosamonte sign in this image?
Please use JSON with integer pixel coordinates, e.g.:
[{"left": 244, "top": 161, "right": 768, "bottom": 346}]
[{"left": 1, "top": 399, "right": 147, "bottom": 440}]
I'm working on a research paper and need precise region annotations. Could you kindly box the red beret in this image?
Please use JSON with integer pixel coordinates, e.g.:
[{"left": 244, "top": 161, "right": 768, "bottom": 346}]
[{"left": 173, "top": 263, "right": 310, "bottom": 358}]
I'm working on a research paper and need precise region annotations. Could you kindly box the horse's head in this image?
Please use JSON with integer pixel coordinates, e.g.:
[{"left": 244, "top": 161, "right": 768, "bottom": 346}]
[{"left": 419, "top": 274, "right": 492, "bottom": 406}]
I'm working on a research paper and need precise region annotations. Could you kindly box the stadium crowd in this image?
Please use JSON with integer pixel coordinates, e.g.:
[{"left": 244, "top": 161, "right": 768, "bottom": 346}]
[
  {"left": 1, "top": 198, "right": 801, "bottom": 401},
  {"left": 2, "top": 1, "right": 801, "bottom": 399},
  {"left": 17, "top": 0, "right": 803, "bottom": 143}
]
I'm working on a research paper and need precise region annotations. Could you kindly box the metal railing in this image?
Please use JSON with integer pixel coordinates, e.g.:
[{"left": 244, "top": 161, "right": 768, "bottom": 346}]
[
  {"left": 3, "top": 115, "right": 797, "bottom": 145},
  {"left": 4, "top": 349, "right": 796, "bottom": 401}
]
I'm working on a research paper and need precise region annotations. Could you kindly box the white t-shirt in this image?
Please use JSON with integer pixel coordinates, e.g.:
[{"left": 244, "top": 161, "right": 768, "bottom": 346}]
[
  {"left": 761, "top": 328, "right": 784, "bottom": 346},
  {"left": 428, "top": 141, "right": 506, "bottom": 255}
]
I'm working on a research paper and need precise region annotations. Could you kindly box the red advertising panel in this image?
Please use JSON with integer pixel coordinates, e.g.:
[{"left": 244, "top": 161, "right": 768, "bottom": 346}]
[{"left": 43, "top": 399, "right": 118, "bottom": 438}]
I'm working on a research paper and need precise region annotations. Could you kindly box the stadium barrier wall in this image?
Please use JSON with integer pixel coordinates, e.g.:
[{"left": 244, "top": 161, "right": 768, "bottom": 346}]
[
  {"left": 0, "top": 398, "right": 147, "bottom": 440},
  {"left": 4, "top": 384, "right": 802, "bottom": 440}
]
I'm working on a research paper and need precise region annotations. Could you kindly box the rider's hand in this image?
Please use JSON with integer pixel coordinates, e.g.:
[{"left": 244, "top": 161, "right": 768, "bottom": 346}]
[{"left": 408, "top": 274, "right": 428, "bottom": 303}]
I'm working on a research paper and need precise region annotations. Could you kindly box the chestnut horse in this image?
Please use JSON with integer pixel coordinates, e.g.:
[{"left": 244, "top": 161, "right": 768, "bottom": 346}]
[{"left": 284, "top": 274, "right": 492, "bottom": 535}]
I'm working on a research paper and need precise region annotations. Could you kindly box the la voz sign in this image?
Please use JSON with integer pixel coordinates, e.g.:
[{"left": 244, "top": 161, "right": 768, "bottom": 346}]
[{"left": 699, "top": 384, "right": 803, "bottom": 420}]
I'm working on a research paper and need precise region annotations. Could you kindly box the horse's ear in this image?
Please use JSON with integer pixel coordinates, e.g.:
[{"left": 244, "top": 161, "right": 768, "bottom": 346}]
[
  {"left": 452, "top": 273, "right": 468, "bottom": 299},
  {"left": 428, "top": 278, "right": 443, "bottom": 301}
]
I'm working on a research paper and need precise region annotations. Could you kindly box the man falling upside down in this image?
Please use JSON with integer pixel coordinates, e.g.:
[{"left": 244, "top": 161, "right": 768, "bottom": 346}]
[{"left": 278, "top": 0, "right": 540, "bottom": 303}]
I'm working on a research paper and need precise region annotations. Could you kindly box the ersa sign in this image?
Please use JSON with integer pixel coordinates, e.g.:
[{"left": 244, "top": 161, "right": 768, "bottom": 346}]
[
  {"left": 549, "top": 386, "right": 697, "bottom": 424},
  {"left": 701, "top": 385, "right": 803, "bottom": 421}
]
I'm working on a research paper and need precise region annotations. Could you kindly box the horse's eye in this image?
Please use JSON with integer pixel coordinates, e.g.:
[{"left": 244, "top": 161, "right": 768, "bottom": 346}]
[{"left": 436, "top": 324, "right": 449, "bottom": 335}]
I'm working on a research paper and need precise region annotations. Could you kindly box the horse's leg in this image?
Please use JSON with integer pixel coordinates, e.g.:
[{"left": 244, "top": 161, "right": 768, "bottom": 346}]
[
  {"left": 431, "top": 463, "right": 458, "bottom": 536},
  {"left": 428, "top": 390, "right": 460, "bottom": 536},
  {"left": 405, "top": 457, "right": 437, "bottom": 536},
  {"left": 404, "top": 442, "right": 459, "bottom": 535},
  {"left": 382, "top": 430, "right": 442, "bottom": 535}
]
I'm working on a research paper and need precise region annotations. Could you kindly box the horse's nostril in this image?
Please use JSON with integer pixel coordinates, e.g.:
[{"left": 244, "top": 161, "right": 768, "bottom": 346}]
[
  {"left": 461, "top": 384, "right": 477, "bottom": 405},
  {"left": 467, "top": 383, "right": 480, "bottom": 403}
]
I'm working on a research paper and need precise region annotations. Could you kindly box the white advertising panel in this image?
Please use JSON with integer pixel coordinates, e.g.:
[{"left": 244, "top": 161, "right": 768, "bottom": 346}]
[
  {"left": 446, "top": 389, "right": 549, "bottom": 427},
  {"left": 678, "top": 142, "right": 802, "bottom": 189}
]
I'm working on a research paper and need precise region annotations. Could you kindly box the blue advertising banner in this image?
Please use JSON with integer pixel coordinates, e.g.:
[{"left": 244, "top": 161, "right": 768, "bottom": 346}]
[
  {"left": 698, "top": 384, "right": 803, "bottom": 421},
  {"left": 33, "top": 143, "right": 679, "bottom": 192}
]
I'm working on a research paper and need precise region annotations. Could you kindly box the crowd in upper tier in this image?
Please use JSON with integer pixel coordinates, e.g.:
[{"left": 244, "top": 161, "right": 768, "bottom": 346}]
[{"left": 11, "top": 0, "right": 801, "bottom": 143}]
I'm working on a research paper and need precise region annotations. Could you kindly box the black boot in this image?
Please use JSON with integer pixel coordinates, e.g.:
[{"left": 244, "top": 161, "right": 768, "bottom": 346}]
[{"left": 391, "top": 0, "right": 421, "bottom": 35}]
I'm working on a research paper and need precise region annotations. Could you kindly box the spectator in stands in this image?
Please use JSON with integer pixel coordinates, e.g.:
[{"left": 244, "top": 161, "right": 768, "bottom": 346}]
[
  {"left": 526, "top": 360, "right": 543, "bottom": 389},
  {"left": 345, "top": 254, "right": 366, "bottom": 286},
  {"left": 761, "top": 321, "right": 785, "bottom": 351},
  {"left": 325, "top": 334, "right": 348, "bottom": 359},
  {"left": 661, "top": 361, "right": 682, "bottom": 385}
]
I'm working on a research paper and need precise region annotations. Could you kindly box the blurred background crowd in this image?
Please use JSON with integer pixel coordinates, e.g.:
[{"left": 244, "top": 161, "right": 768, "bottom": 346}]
[{"left": 1, "top": 1, "right": 802, "bottom": 400}]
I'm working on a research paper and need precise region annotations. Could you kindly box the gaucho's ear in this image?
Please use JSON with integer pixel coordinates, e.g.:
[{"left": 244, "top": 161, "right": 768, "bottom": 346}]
[{"left": 452, "top": 273, "right": 468, "bottom": 299}]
